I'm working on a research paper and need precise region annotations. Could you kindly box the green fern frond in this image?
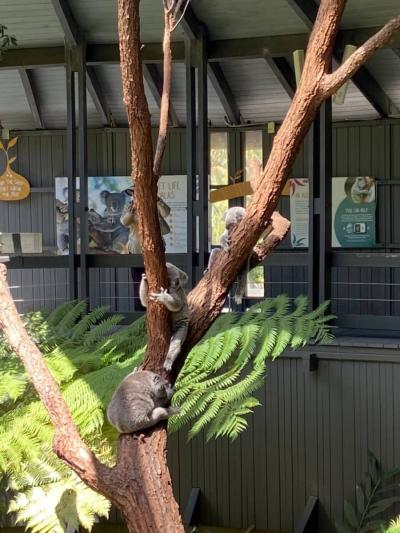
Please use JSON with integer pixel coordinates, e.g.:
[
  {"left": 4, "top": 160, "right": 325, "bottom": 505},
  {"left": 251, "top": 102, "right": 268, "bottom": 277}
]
[
  {"left": 82, "top": 315, "right": 124, "bottom": 349},
  {"left": 45, "top": 300, "right": 79, "bottom": 329},
  {"left": 54, "top": 301, "right": 87, "bottom": 337},
  {"left": 70, "top": 306, "right": 109, "bottom": 342}
]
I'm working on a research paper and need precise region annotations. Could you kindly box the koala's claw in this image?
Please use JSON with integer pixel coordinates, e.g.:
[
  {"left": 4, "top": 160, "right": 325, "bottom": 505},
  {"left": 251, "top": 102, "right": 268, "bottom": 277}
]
[
  {"left": 169, "top": 406, "right": 181, "bottom": 416},
  {"left": 150, "top": 288, "right": 168, "bottom": 301},
  {"left": 141, "top": 273, "right": 147, "bottom": 280},
  {"left": 163, "top": 359, "right": 173, "bottom": 371}
]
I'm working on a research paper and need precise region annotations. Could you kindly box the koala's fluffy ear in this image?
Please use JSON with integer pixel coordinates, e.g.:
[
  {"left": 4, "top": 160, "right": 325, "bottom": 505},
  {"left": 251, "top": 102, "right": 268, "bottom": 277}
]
[
  {"left": 100, "top": 190, "right": 110, "bottom": 204},
  {"left": 179, "top": 270, "right": 189, "bottom": 288}
]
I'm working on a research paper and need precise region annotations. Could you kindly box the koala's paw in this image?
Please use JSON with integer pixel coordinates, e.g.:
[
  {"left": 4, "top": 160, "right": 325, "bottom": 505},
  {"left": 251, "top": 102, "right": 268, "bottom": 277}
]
[
  {"left": 222, "top": 239, "right": 231, "bottom": 252},
  {"left": 168, "top": 406, "right": 181, "bottom": 416},
  {"left": 163, "top": 359, "right": 173, "bottom": 372},
  {"left": 141, "top": 273, "right": 147, "bottom": 280},
  {"left": 150, "top": 288, "right": 167, "bottom": 302}
]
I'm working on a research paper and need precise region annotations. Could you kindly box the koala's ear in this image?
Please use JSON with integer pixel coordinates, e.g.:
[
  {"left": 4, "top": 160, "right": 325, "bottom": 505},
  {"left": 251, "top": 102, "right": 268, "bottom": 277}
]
[
  {"left": 222, "top": 210, "right": 228, "bottom": 222},
  {"left": 100, "top": 190, "right": 109, "bottom": 203},
  {"left": 179, "top": 270, "right": 189, "bottom": 287}
]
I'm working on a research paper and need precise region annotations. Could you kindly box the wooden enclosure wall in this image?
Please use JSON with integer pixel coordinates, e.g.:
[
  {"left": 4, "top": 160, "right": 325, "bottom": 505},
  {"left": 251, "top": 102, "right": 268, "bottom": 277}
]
[
  {"left": 168, "top": 348, "right": 400, "bottom": 532},
  {"left": 1, "top": 122, "right": 400, "bottom": 532}
]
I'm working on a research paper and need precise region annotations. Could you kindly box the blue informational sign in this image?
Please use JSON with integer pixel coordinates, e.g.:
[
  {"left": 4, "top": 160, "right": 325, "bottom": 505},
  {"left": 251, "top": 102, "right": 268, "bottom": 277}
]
[{"left": 332, "top": 177, "right": 377, "bottom": 248}]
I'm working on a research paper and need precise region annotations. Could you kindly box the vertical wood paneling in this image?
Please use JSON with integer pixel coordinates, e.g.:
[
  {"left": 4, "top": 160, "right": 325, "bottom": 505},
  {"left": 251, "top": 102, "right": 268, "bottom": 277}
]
[{"left": 170, "top": 356, "right": 400, "bottom": 533}]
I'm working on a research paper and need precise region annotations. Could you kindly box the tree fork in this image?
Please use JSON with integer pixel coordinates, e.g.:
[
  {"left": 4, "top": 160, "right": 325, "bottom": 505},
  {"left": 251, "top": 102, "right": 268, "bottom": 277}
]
[{"left": 0, "top": 1, "right": 399, "bottom": 532}]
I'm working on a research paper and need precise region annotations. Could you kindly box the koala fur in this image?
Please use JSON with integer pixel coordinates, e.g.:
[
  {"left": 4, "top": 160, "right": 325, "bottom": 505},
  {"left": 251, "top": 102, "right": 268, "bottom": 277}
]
[
  {"left": 106, "top": 370, "right": 178, "bottom": 434},
  {"left": 120, "top": 188, "right": 171, "bottom": 254},
  {"left": 140, "top": 262, "right": 190, "bottom": 371},
  {"left": 206, "top": 206, "right": 248, "bottom": 305},
  {"left": 350, "top": 176, "right": 375, "bottom": 204},
  {"left": 55, "top": 198, "right": 69, "bottom": 254}
]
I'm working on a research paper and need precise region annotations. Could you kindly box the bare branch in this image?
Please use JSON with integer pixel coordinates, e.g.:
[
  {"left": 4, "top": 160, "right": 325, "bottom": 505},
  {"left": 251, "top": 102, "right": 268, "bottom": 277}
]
[
  {"left": 323, "top": 16, "right": 400, "bottom": 96},
  {"left": 153, "top": 7, "right": 174, "bottom": 179},
  {"left": 0, "top": 264, "right": 113, "bottom": 493}
]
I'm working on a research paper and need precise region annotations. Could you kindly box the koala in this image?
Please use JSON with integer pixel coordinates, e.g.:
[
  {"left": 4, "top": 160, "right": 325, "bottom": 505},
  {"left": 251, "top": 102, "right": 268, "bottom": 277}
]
[
  {"left": 140, "top": 262, "right": 189, "bottom": 372},
  {"left": 120, "top": 187, "right": 171, "bottom": 254},
  {"left": 55, "top": 198, "right": 69, "bottom": 254},
  {"left": 106, "top": 370, "right": 179, "bottom": 434},
  {"left": 100, "top": 190, "right": 129, "bottom": 226},
  {"left": 351, "top": 176, "right": 375, "bottom": 204},
  {"left": 205, "top": 206, "right": 248, "bottom": 305}
]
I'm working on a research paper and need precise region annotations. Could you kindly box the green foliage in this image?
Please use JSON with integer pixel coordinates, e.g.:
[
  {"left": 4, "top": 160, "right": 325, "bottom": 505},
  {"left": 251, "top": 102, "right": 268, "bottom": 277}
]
[
  {"left": 0, "top": 24, "right": 17, "bottom": 59},
  {"left": 0, "top": 295, "right": 333, "bottom": 531},
  {"left": 336, "top": 450, "right": 400, "bottom": 533},
  {"left": 0, "top": 302, "right": 146, "bottom": 532},
  {"left": 386, "top": 517, "right": 400, "bottom": 533},
  {"left": 170, "top": 295, "right": 334, "bottom": 440}
]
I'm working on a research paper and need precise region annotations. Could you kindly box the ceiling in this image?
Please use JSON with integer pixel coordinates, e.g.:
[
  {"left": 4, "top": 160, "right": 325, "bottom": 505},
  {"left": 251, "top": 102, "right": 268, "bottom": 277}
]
[{"left": 0, "top": 0, "right": 399, "bottom": 130}]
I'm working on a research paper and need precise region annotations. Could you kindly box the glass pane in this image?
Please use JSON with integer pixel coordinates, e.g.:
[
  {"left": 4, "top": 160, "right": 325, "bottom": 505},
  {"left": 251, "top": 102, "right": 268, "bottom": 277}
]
[
  {"left": 247, "top": 265, "right": 264, "bottom": 298},
  {"left": 244, "top": 130, "right": 263, "bottom": 207},
  {"left": 210, "top": 132, "right": 228, "bottom": 245},
  {"left": 244, "top": 131, "right": 264, "bottom": 297}
]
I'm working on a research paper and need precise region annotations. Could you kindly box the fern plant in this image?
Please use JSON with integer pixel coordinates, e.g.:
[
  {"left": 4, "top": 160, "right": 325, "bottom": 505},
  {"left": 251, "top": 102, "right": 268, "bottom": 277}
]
[
  {"left": 0, "top": 295, "right": 332, "bottom": 532},
  {"left": 336, "top": 450, "right": 400, "bottom": 533},
  {"left": 0, "top": 301, "right": 147, "bottom": 532},
  {"left": 170, "top": 295, "right": 333, "bottom": 440}
]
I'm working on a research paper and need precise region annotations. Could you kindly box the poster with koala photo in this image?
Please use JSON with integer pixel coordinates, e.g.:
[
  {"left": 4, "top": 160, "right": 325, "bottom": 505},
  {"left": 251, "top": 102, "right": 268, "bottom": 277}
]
[
  {"left": 332, "top": 176, "right": 377, "bottom": 248},
  {"left": 289, "top": 177, "right": 377, "bottom": 249},
  {"left": 55, "top": 175, "right": 187, "bottom": 255}
]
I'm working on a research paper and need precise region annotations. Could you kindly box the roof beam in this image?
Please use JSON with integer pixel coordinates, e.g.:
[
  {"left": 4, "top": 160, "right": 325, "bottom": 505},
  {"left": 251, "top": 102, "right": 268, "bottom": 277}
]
[
  {"left": 285, "top": 0, "right": 399, "bottom": 117},
  {"left": 178, "top": 4, "right": 242, "bottom": 124},
  {"left": 86, "top": 66, "right": 112, "bottom": 126},
  {"left": 264, "top": 56, "right": 296, "bottom": 98},
  {"left": 1, "top": 28, "right": 400, "bottom": 69},
  {"left": 143, "top": 63, "right": 180, "bottom": 127},
  {"left": 50, "top": 0, "right": 81, "bottom": 46},
  {"left": 18, "top": 69, "right": 44, "bottom": 129},
  {"left": 207, "top": 62, "right": 241, "bottom": 124},
  {"left": 51, "top": 0, "right": 114, "bottom": 125},
  {"left": 178, "top": 4, "right": 200, "bottom": 41}
]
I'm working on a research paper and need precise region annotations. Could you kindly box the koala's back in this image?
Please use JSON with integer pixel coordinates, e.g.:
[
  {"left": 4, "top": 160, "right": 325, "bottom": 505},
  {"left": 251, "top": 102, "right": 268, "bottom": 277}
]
[{"left": 107, "top": 371, "right": 155, "bottom": 433}]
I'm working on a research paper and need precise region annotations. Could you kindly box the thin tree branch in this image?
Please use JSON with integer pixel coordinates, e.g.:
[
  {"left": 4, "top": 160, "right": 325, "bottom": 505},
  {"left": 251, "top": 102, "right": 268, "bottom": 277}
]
[
  {"left": 153, "top": 7, "right": 174, "bottom": 179},
  {"left": 322, "top": 16, "right": 400, "bottom": 96},
  {"left": 0, "top": 264, "right": 113, "bottom": 493}
]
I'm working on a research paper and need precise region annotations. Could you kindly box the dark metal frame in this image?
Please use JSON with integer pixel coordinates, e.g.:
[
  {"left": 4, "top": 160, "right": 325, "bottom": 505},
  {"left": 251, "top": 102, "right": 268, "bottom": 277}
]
[
  {"left": 285, "top": 0, "right": 400, "bottom": 117},
  {"left": 308, "top": 100, "right": 332, "bottom": 308}
]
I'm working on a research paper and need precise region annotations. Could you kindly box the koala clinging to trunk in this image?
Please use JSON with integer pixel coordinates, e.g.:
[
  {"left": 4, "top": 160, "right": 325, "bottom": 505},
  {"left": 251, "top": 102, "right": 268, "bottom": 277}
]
[
  {"left": 120, "top": 187, "right": 171, "bottom": 254},
  {"left": 107, "top": 370, "right": 179, "bottom": 433},
  {"left": 206, "top": 206, "right": 248, "bottom": 305},
  {"left": 140, "top": 262, "right": 190, "bottom": 372}
]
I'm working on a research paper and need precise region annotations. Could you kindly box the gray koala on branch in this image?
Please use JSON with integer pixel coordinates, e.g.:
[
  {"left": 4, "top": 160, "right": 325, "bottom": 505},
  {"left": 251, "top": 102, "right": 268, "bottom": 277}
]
[
  {"left": 140, "top": 262, "right": 190, "bottom": 372},
  {"left": 106, "top": 370, "right": 178, "bottom": 434},
  {"left": 206, "top": 206, "right": 248, "bottom": 305}
]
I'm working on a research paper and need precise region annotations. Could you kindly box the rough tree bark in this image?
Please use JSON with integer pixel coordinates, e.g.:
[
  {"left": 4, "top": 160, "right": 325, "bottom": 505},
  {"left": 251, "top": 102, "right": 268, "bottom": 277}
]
[{"left": 0, "top": 1, "right": 399, "bottom": 532}]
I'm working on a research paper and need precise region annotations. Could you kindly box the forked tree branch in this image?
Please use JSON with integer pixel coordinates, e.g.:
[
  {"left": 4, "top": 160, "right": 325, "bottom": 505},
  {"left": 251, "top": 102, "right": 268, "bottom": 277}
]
[
  {"left": 0, "top": 264, "right": 114, "bottom": 494},
  {"left": 323, "top": 15, "right": 400, "bottom": 96}
]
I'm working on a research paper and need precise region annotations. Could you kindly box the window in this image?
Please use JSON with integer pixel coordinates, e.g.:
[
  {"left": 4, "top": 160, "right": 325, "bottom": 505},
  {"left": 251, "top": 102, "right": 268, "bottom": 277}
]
[
  {"left": 209, "top": 132, "right": 228, "bottom": 245},
  {"left": 244, "top": 130, "right": 264, "bottom": 298}
]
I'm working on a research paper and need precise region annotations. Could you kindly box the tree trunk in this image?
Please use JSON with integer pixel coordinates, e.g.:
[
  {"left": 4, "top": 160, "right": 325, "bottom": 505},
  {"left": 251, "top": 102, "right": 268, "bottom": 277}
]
[
  {"left": 1, "top": 1, "right": 400, "bottom": 532},
  {"left": 111, "top": 432, "right": 183, "bottom": 533}
]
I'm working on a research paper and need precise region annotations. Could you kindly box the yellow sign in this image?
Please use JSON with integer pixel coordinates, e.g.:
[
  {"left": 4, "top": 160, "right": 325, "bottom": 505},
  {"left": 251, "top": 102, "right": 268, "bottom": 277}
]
[
  {"left": 210, "top": 179, "right": 291, "bottom": 203},
  {"left": 0, "top": 137, "right": 30, "bottom": 201}
]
